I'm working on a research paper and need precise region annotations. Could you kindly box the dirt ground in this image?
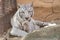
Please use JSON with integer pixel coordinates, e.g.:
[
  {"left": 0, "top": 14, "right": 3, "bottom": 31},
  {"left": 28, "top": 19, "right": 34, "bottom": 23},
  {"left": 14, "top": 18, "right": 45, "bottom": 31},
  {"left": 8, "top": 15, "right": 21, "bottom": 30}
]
[{"left": 0, "top": 37, "right": 22, "bottom": 40}]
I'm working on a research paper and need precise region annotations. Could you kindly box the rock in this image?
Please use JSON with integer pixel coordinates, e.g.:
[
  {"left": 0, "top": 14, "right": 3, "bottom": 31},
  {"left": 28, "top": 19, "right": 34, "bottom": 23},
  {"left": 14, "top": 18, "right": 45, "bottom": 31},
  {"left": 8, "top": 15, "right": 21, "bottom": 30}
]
[
  {"left": 22, "top": 25, "right": 60, "bottom": 40},
  {"left": 53, "top": 0, "right": 60, "bottom": 12},
  {"left": 45, "top": 13, "right": 60, "bottom": 21},
  {"left": 33, "top": 7, "right": 52, "bottom": 21}
]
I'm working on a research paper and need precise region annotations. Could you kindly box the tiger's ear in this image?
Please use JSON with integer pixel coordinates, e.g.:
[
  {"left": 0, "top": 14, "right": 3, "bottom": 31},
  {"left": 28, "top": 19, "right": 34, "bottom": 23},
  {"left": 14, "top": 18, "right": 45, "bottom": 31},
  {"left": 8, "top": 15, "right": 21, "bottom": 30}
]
[
  {"left": 17, "top": 4, "right": 21, "bottom": 8},
  {"left": 17, "top": 4, "right": 23, "bottom": 8},
  {"left": 28, "top": 2, "right": 33, "bottom": 7},
  {"left": 30, "top": 2, "right": 33, "bottom": 7}
]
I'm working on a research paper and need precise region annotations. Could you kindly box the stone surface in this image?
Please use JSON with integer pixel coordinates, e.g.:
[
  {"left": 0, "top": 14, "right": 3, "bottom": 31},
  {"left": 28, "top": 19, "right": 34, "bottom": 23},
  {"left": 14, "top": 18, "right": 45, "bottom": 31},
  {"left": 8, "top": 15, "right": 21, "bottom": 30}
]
[
  {"left": 33, "top": 7, "right": 52, "bottom": 21},
  {"left": 22, "top": 25, "right": 60, "bottom": 40},
  {"left": 53, "top": 0, "right": 60, "bottom": 12},
  {"left": 0, "top": 37, "right": 21, "bottom": 40},
  {"left": 45, "top": 13, "right": 60, "bottom": 21},
  {"left": 39, "top": 0, "right": 54, "bottom": 3}
]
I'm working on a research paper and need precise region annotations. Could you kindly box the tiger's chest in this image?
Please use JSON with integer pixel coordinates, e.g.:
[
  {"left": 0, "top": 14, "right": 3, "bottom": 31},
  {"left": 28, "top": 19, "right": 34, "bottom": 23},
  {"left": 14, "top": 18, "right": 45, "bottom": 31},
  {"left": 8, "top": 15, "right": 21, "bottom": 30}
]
[{"left": 26, "top": 19, "right": 40, "bottom": 33}]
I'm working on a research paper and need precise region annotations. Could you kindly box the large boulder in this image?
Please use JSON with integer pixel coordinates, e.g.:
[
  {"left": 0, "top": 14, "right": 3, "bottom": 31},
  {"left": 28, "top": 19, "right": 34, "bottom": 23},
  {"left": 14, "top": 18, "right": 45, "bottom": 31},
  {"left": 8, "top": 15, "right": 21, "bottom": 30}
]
[{"left": 22, "top": 25, "right": 60, "bottom": 40}]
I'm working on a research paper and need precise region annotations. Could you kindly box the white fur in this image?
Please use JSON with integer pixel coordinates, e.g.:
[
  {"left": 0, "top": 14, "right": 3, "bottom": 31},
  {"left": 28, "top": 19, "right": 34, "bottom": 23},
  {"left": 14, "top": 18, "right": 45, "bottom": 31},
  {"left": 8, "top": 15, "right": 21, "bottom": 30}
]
[
  {"left": 10, "top": 3, "right": 38, "bottom": 37},
  {"left": 10, "top": 8, "right": 28, "bottom": 37},
  {"left": 44, "top": 23, "right": 56, "bottom": 28},
  {"left": 10, "top": 3, "right": 56, "bottom": 37}
]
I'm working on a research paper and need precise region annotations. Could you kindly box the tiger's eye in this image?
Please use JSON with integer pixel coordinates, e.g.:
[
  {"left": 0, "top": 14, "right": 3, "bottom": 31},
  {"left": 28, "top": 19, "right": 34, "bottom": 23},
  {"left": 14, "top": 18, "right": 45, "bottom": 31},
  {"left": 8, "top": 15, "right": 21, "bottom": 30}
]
[
  {"left": 28, "top": 11, "right": 32, "bottom": 12},
  {"left": 20, "top": 11, "right": 24, "bottom": 13},
  {"left": 22, "top": 11, "right": 24, "bottom": 13}
]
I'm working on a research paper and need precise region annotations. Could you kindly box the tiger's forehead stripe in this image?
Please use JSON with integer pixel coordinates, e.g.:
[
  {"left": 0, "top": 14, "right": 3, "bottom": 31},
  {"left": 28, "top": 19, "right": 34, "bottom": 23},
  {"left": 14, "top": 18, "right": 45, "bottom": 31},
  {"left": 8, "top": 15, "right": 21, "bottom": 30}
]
[{"left": 20, "top": 5, "right": 32, "bottom": 11}]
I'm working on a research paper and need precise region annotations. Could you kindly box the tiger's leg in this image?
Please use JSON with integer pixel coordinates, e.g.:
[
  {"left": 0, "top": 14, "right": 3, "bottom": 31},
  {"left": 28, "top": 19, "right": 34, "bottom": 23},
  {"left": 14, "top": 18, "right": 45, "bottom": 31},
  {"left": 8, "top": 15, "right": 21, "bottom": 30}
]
[{"left": 10, "top": 27, "right": 28, "bottom": 37}]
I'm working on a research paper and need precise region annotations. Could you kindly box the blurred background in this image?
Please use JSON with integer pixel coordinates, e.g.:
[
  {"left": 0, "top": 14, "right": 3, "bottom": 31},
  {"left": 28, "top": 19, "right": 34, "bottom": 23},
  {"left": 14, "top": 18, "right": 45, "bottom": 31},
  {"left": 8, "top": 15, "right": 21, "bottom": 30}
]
[{"left": 17, "top": 0, "right": 60, "bottom": 21}]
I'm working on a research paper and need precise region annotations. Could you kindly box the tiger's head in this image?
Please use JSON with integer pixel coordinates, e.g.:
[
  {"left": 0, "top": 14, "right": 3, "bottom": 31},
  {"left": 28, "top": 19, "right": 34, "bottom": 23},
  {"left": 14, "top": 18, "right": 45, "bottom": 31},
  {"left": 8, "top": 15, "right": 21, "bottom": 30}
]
[{"left": 18, "top": 3, "right": 34, "bottom": 21}]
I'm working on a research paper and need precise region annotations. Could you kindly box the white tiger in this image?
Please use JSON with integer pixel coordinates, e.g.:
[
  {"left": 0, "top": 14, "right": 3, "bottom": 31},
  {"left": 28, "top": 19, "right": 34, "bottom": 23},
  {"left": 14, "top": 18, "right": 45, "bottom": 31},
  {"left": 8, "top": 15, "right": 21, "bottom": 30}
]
[{"left": 10, "top": 3, "right": 56, "bottom": 37}]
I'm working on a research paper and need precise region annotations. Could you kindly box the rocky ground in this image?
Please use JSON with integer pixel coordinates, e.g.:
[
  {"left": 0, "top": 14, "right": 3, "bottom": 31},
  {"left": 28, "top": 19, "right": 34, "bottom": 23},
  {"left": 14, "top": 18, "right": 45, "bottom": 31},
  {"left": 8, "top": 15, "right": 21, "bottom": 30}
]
[
  {"left": 0, "top": 21, "right": 60, "bottom": 40},
  {"left": 0, "top": 37, "right": 21, "bottom": 40},
  {"left": 22, "top": 25, "right": 60, "bottom": 40}
]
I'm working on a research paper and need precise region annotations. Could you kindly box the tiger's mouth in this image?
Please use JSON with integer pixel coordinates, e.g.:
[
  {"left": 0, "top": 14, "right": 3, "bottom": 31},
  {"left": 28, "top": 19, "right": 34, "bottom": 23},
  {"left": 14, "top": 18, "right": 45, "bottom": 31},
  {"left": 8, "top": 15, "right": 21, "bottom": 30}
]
[
  {"left": 24, "top": 18, "right": 31, "bottom": 22},
  {"left": 27, "top": 18, "right": 30, "bottom": 21}
]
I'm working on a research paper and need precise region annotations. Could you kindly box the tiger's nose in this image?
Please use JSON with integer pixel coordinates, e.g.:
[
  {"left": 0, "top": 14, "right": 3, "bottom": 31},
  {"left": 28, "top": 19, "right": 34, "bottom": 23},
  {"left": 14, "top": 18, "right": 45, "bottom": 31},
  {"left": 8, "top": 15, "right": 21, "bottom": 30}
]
[{"left": 25, "top": 17, "right": 29, "bottom": 20}]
